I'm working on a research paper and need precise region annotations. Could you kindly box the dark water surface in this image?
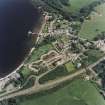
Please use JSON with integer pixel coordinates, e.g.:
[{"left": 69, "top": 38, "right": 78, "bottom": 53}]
[{"left": 0, "top": 0, "right": 41, "bottom": 78}]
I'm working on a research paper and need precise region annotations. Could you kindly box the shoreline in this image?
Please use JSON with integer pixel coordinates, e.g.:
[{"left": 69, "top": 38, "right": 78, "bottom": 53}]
[{"left": 0, "top": 14, "right": 45, "bottom": 81}]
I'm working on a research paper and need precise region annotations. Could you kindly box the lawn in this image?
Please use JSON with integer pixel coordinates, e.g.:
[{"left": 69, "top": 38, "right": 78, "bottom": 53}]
[
  {"left": 20, "top": 79, "right": 105, "bottom": 105},
  {"left": 79, "top": 3, "right": 105, "bottom": 40},
  {"left": 65, "top": 62, "right": 76, "bottom": 72},
  {"left": 68, "top": 0, "right": 98, "bottom": 14},
  {"left": 27, "top": 44, "right": 54, "bottom": 63},
  {"left": 19, "top": 66, "right": 32, "bottom": 79}
]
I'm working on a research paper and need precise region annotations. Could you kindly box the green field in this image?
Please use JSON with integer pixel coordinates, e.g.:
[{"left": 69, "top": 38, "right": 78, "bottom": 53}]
[
  {"left": 65, "top": 62, "right": 76, "bottom": 72},
  {"left": 84, "top": 49, "right": 104, "bottom": 65},
  {"left": 41, "top": 0, "right": 98, "bottom": 16},
  {"left": 68, "top": 0, "right": 98, "bottom": 14},
  {"left": 79, "top": 3, "right": 105, "bottom": 40},
  {"left": 19, "top": 66, "right": 32, "bottom": 79},
  {"left": 20, "top": 79, "right": 105, "bottom": 105},
  {"left": 27, "top": 44, "right": 54, "bottom": 63},
  {"left": 39, "top": 66, "right": 68, "bottom": 84}
]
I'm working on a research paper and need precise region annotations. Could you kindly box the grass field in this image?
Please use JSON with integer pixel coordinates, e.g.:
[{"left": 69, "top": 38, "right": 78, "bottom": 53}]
[
  {"left": 68, "top": 0, "right": 98, "bottom": 14},
  {"left": 20, "top": 79, "right": 105, "bottom": 105},
  {"left": 27, "top": 44, "right": 54, "bottom": 63},
  {"left": 79, "top": 3, "right": 105, "bottom": 40},
  {"left": 39, "top": 65, "right": 68, "bottom": 84},
  {"left": 65, "top": 62, "right": 76, "bottom": 72},
  {"left": 84, "top": 49, "right": 104, "bottom": 65},
  {"left": 19, "top": 66, "right": 32, "bottom": 79}
]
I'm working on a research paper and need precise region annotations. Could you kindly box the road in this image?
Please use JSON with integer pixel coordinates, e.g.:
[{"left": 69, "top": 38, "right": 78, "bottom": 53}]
[
  {"left": 36, "top": 16, "right": 46, "bottom": 43},
  {"left": 0, "top": 21, "right": 105, "bottom": 101},
  {"left": 87, "top": 56, "right": 105, "bottom": 77},
  {"left": 0, "top": 56, "right": 104, "bottom": 101},
  {"left": 0, "top": 69, "right": 85, "bottom": 101},
  {"left": 88, "top": 57, "right": 105, "bottom": 68}
]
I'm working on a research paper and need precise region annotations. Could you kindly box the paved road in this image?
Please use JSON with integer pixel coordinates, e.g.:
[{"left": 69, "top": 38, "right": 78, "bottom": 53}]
[
  {"left": 0, "top": 45, "right": 105, "bottom": 101},
  {"left": 87, "top": 56, "right": 105, "bottom": 77},
  {"left": 0, "top": 69, "right": 85, "bottom": 101},
  {"left": 88, "top": 57, "right": 105, "bottom": 68}
]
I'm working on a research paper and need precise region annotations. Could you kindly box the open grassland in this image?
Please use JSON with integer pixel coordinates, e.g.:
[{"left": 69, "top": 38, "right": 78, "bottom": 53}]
[
  {"left": 84, "top": 49, "right": 104, "bottom": 65},
  {"left": 68, "top": 0, "right": 98, "bottom": 14},
  {"left": 39, "top": 65, "right": 68, "bottom": 84},
  {"left": 79, "top": 3, "right": 105, "bottom": 40},
  {"left": 20, "top": 79, "right": 105, "bottom": 105},
  {"left": 27, "top": 44, "right": 54, "bottom": 63},
  {"left": 41, "top": 0, "right": 98, "bottom": 15}
]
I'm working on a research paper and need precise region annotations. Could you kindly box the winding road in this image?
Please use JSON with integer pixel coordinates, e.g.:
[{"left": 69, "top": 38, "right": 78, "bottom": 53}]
[
  {"left": 0, "top": 69, "right": 85, "bottom": 101},
  {"left": 0, "top": 56, "right": 105, "bottom": 101}
]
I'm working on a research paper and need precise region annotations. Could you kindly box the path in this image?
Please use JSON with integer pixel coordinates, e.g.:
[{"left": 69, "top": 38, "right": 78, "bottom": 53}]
[{"left": 0, "top": 69, "right": 85, "bottom": 101}]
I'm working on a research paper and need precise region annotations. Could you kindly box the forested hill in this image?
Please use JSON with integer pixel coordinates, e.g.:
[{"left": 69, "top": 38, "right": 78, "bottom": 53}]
[
  {"left": 32, "top": 0, "right": 103, "bottom": 20},
  {"left": 41, "top": 0, "right": 70, "bottom": 12},
  {"left": 32, "top": 0, "right": 71, "bottom": 15}
]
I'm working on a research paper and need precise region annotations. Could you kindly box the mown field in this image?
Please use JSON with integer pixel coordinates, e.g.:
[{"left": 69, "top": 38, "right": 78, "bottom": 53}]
[
  {"left": 79, "top": 3, "right": 105, "bottom": 40},
  {"left": 19, "top": 79, "right": 105, "bottom": 105}
]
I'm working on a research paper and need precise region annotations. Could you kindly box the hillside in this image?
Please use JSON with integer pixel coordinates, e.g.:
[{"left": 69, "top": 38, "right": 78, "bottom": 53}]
[{"left": 32, "top": 0, "right": 101, "bottom": 19}]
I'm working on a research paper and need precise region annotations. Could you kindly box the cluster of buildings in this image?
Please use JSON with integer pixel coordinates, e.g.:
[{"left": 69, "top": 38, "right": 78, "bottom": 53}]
[
  {"left": 95, "top": 40, "right": 105, "bottom": 52},
  {"left": 28, "top": 50, "right": 65, "bottom": 74},
  {"left": 28, "top": 47, "right": 81, "bottom": 75},
  {"left": 0, "top": 72, "right": 21, "bottom": 93}
]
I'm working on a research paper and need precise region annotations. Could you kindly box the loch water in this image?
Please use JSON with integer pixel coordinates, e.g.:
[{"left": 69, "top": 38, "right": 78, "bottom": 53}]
[{"left": 0, "top": 0, "right": 41, "bottom": 78}]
